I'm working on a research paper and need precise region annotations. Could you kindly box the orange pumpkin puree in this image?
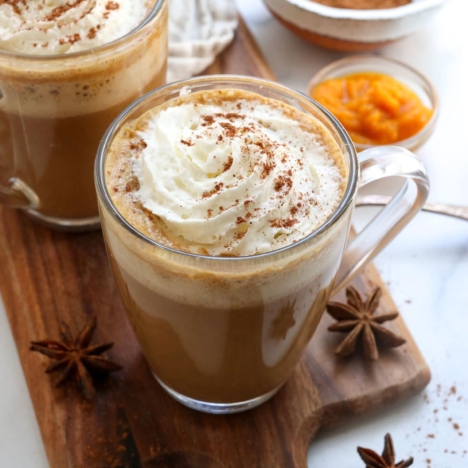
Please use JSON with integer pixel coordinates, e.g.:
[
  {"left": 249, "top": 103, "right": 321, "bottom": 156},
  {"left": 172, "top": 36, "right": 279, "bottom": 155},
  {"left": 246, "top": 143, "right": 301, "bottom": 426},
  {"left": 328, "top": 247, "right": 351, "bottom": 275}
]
[{"left": 311, "top": 72, "right": 433, "bottom": 145}]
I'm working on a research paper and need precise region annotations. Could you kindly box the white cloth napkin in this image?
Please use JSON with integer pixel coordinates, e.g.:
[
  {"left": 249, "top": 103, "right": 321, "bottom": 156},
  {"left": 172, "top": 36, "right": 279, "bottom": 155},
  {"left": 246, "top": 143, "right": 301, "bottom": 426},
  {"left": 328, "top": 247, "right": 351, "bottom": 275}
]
[{"left": 167, "top": 0, "right": 238, "bottom": 83}]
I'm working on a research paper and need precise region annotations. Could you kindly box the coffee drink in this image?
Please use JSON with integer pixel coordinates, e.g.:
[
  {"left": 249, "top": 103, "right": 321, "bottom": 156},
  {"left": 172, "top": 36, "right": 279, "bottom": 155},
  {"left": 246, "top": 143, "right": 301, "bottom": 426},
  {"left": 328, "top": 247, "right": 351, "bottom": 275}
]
[
  {"left": 97, "top": 76, "right": 431, "bottom": 412},
  {"left": 0, "top": 0, "right": 167, "bottom": 226},
  {"left": 101, "top": 88, "right": 351, "bottom": 406}
]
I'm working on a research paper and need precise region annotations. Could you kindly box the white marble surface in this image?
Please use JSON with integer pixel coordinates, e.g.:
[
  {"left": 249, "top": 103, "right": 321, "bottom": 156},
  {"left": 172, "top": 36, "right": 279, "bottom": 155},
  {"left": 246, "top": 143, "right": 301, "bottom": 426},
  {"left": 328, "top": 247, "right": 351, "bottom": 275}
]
[{"left": 1, "top": 0, "right": 467, "bottom": 466}]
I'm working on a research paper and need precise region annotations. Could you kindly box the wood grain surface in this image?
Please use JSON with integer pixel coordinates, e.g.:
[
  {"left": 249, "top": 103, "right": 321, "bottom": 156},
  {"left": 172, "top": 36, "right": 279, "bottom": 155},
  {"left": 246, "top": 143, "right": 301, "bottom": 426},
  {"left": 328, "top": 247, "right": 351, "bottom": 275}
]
[{"left": 0, "top": 17, "right": 430, "bottom": 468}]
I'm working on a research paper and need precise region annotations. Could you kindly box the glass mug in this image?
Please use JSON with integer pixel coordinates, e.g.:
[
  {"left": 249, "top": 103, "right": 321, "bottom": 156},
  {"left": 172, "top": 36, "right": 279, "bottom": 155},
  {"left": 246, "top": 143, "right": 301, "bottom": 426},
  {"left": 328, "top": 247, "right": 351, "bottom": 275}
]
[
  {"left": 95, "top": 76, "right": 429, "bottom": 414},
  {"left": 0, "top": 0, "right": 167, "bottom": 231}
]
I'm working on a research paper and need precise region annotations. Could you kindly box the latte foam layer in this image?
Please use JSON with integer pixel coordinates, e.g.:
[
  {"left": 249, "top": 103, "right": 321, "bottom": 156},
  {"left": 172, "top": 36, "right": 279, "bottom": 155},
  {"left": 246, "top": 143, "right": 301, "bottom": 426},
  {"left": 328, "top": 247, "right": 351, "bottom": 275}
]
[
  {"left": 0, "top": 0, "right": 151, "bottom": 55},
  {"left": 107, "top": 90, "right": 346, "bottom": 257}
]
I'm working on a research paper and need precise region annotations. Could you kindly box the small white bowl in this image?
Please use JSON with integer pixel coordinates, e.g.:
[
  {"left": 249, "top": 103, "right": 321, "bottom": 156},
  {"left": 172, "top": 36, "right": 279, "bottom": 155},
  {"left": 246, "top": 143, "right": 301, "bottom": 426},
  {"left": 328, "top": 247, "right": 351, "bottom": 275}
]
[{"left": 263, "top": 0, "right": 446, "bottom": 51}]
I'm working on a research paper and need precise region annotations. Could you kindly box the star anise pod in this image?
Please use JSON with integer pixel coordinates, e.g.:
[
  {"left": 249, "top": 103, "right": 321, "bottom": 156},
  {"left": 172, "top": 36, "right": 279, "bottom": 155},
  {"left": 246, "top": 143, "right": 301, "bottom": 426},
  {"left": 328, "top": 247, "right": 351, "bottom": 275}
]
[
  {"left": 358, "top": 433, "right": 413, "bottom": 467},
  {"left": 327, "top": 286, "right": 406, "bottom": 360},
  {"left": 30, "top": 316, "right": 122, "bottom": 400}
]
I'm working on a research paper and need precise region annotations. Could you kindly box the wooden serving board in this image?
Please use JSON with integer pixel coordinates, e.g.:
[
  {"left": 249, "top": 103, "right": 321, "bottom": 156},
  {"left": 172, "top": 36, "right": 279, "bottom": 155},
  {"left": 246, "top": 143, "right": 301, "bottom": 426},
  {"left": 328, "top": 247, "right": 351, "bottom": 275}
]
[{"left": 0, "top": 17, "right": 430, "bottom": 468}]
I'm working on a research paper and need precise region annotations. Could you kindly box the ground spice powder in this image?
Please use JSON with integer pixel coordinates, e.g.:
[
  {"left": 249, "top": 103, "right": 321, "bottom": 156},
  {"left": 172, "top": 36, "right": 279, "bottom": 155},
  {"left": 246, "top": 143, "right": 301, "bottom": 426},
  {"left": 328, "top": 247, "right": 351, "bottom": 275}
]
[{"left": 311, "top": 0, "right": 411, "bottom": 10}]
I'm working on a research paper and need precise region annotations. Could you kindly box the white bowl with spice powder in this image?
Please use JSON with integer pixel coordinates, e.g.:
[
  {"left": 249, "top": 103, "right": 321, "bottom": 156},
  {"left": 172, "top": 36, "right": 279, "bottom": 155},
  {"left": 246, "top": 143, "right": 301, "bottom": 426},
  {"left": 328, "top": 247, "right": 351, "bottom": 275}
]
[{"left": 263, "top": 0, "right": 447, "bottom": 51}]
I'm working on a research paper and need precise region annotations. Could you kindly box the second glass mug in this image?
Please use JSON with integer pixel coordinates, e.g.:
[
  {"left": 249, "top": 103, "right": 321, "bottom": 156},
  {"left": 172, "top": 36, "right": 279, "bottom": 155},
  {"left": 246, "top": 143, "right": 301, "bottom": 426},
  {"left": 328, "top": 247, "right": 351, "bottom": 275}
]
[
  {"left": 96, "top": 76, "right": 429, "bottom": 414},
  {"left": 0, "top": 0, "right": 167, "bottom": 230}
]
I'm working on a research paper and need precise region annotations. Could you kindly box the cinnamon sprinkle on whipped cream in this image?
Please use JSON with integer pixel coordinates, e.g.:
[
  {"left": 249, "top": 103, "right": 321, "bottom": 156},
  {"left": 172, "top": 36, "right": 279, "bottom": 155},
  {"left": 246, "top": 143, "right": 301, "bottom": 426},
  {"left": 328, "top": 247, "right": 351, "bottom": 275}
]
[
  {"left": 0, "top": 0, "right": 151, "bottom": 54},
  {"left": 125, "top": 90, "right": 346, "bottom": 257}
]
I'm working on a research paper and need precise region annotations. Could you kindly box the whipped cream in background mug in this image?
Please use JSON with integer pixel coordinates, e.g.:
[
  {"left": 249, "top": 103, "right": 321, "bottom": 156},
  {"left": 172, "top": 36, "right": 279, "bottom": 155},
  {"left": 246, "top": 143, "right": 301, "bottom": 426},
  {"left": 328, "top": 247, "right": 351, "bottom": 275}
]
[
  {"left": 0, "top": 0, "right": 150, "bottom": 54},
  {"left": 0, "top": 0, "right": 167, "bottom": 230}
]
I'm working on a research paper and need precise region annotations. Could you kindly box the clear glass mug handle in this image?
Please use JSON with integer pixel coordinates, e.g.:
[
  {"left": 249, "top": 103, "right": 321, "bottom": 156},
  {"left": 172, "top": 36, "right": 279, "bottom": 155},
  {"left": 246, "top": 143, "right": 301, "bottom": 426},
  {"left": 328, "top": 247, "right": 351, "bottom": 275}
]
[
  {"left": 0, "top": 86, "right": 38, "bottom": 209},
  {"left": 332, "top": 146, "right": 430, "bottom": 294},
  {"left": 0, "top": 177, "right": 39, "bottom": 208}
]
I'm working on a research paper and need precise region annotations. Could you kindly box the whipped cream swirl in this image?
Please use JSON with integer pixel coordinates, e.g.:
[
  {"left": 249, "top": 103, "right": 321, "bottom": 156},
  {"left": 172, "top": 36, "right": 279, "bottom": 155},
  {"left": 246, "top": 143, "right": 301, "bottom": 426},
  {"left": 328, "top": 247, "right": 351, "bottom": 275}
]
[
  {"left": 134, "top": 93, "right": 344, "bottom": 256},
  {"left": 0, "top": 0, "right": 150, "bottom": 55}
]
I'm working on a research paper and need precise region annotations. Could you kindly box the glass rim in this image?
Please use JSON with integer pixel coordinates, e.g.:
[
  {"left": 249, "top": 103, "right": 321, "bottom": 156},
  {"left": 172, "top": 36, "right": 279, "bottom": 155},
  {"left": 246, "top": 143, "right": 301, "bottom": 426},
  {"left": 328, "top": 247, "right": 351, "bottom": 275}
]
[
  {"left": 95, "top": 74, "right": 358, "bottom": 262},
  {"left": 0, "top": 0, "right": 165, "bottom": 61},
  {"left": 307, "top": 55, "right": 440, "bottom": 152}
]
